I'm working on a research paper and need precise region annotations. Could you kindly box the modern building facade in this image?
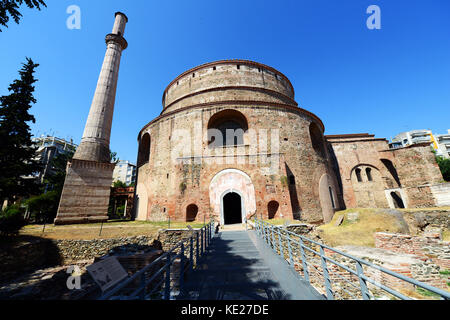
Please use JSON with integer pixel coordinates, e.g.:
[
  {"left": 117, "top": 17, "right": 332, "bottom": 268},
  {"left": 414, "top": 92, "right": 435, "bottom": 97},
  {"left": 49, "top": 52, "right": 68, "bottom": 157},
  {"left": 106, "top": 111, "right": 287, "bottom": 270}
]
[
  {"left": 434, "top": 129, "right": 450, "bottom": 159},
  {"left": 389, "top": 129, "right": 450, "bottom": 159},
  {"left": 112, "top": 160, "right": 137, "bottom": 186},
  {"left": 32, "top": 135, "right": 77, "bottom": 183},
  {"left": 389, "top": 130, "right": 433, "bottom": 149}
]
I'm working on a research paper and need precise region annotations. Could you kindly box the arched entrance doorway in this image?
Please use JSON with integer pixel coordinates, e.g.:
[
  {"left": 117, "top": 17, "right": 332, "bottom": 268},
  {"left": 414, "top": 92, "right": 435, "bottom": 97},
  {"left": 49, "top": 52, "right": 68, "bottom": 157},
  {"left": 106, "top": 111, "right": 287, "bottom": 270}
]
[
  {"left": 186, "top": 204, "right": 198, "bottom": 222},
  {"left": 209, "top": 169, "right": 256, "bottom": 226},
  {"left": 268, "top": 201, "right": 279, "bottom": 219},
  {"left": 223, "top": 192, "right": 242, "bottom": 224}
]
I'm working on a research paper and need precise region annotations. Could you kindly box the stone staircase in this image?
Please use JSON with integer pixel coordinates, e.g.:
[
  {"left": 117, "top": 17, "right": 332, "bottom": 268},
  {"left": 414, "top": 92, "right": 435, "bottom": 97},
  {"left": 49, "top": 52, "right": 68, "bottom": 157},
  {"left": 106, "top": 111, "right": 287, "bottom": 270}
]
[{"left": 177, "top": 230, "right": 324, "bottom": 300}]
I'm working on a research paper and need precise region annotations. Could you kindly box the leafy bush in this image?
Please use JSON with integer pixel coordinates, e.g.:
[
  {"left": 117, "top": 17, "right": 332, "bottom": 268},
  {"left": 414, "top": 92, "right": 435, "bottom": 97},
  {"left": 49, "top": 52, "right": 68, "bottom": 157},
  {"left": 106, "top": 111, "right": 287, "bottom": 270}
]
[
  {"left": 25, "top": 190, "right": 60, "bottom": 223},
  {"left": 113, "top": 180, "right": 128, "bottom": 188},
  {"left": 436, "top": 156, "right": 450, "bottom": 181},
  {"left": 0, "top": 205, "right": 26, "bottom": 236}
]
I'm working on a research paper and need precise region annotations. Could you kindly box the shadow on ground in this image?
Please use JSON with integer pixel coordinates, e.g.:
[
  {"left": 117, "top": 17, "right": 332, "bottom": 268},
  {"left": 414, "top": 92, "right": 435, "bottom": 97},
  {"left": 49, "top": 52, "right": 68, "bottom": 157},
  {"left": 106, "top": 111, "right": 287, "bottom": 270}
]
[
  {"left": 177, "top": 231, "right": 291, "bottom": 300},
  {"left": 0, "top": 235, "right": 63, "bottom": 284}
]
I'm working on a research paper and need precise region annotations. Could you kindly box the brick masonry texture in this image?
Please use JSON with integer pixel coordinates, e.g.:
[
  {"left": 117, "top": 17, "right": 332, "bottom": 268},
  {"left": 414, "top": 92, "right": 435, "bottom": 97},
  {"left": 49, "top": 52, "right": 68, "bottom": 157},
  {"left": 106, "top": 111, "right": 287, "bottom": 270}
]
[
  {"left": 135, "top": 60, "right": 448, "bottom": 225},
  {"left": 327, "top": 134, "right": 444, "bottom": 210},
  {"left": 136, "top": 60, "right": 342, "bottom": 225},
  {"left": 260, "top": 223, "right": 449, "bottom": 298},
  {"left": 55, "top": 159, "right": 115, "bottom": 225},
  {"left": 374, "top": 232, "right": 450, "bottom": 290}
]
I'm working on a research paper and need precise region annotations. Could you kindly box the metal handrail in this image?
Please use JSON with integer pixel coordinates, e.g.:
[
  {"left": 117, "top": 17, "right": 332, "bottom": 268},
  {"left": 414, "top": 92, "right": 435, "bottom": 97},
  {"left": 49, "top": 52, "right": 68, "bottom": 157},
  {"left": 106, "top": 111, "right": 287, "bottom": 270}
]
[
  {"left": 253, "top": 218, "right": 450, "bottom": 300},
  {"left": 99, "top": 220, "right": 215, "bottom": 300}
]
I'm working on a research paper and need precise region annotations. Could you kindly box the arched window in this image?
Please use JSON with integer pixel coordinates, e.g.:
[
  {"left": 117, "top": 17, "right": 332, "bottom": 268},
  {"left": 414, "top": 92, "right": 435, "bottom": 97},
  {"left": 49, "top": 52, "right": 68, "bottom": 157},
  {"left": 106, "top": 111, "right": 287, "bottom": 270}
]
[
  {"left": 390, "top": 192, "right": 405, "bottom": 209},
  {"left": 366, "top": 168, "right": 373, "bottom": 181},
  {"left": 355, "top": 168, "right": 362, "bottom": 182},
  {"left": 268, "top": 201, "right": 280, "bottom": 219},
  {"left": 328, "top": 186, "right": 336, "bottom": 209},
  {"left": 186, "top": 204, "right": 198, "bottom": 222},
  {"left": 289, "top": 175, "right": 296, "bottom": 185},
  {"left": 309, "top": 122, "right": 326, "bottom": 158},
  {"left": 207, "top": 109, "right": 248, "bottom": 147},
  {"left": 137, "top": 133, "right": 150, "bottom": 167},
  {"left": 381, "top": 159, "right": 401, "bottom": 187}
]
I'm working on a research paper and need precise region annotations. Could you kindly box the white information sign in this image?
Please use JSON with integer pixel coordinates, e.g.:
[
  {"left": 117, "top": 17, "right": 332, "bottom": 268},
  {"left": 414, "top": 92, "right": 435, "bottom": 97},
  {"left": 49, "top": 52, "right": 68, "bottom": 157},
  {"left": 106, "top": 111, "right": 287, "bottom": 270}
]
[{"left": 86, "top": 256, "right": 128, "bottom": 292}]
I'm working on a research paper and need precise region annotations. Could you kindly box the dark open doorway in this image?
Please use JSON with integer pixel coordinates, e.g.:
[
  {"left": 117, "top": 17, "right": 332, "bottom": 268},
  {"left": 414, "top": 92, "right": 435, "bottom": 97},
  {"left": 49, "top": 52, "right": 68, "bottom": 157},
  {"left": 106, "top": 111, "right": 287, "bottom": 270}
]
[
  {"left": 223, "top": 192, "right": 242, "bottom": 225},
  {"left": 391, "top": 192, "right": 405, "bottom": 209},
  {"left": 268, "top": 201, "right": 279, "bottom": 219}
]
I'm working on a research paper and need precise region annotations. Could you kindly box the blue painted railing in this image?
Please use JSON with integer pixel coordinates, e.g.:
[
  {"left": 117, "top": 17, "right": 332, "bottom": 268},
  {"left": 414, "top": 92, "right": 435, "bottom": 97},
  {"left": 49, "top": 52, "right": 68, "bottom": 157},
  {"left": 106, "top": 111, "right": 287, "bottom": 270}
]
[
  {"left": 99, "top": 221, "right": 215, "bottom": 300},
  {"left": 254, "top": 218, "right": 450, "bottom": 300}
]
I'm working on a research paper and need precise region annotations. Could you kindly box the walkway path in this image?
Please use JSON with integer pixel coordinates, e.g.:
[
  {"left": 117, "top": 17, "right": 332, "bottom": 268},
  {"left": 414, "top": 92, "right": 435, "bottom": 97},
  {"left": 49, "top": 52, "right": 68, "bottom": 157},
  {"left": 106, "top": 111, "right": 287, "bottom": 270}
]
[{"left": 177, "top": 230, "right": 323, "bottom": 300}]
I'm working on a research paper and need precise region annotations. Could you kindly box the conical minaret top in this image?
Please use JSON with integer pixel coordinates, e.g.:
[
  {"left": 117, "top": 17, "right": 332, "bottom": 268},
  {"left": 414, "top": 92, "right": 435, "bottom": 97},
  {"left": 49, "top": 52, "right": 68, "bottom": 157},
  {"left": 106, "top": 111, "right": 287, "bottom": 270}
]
[{"left": 73, "top": 12, "right": 128, "bottom": 162}]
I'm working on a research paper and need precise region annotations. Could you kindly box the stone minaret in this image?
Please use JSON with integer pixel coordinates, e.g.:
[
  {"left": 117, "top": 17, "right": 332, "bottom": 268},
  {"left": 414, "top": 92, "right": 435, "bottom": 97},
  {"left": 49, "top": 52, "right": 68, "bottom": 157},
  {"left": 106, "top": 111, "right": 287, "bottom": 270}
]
[
  {"left": 74, "top": 12, "right": 128, "bottom": 162},
  {"left": 54, "top": 13, "right": 128, "bottom": 225}
]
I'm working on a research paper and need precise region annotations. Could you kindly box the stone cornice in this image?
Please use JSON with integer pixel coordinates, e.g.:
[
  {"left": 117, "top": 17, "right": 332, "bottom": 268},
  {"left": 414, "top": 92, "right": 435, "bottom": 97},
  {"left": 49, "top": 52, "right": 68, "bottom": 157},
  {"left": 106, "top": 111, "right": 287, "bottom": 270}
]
[
  {"left": 138, "top": 101, "right": 325, "bottom": 140},
  {"left": 161, "top": 86, "right": 299, "bottom": 115},
  {"left": 70, "top": 158, "right": 116, "bottom": 170},
  {"left": 327, "top": 138, "right": 388, "bottom": 144},
  {"left": 325, "top": 133, "right": 375, "bottom": 139},
  {"left": 162, "top": 60, "right": 295, "bottom": 105},
  {"left": 105, "top": 33, "right": 128, "bottom": 50}
]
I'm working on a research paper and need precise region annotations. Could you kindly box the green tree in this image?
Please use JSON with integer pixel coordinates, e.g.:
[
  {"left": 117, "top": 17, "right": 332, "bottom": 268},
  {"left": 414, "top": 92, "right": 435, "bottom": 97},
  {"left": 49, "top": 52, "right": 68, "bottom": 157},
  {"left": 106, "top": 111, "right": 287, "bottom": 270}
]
[
  {"left": 0, "top": 58, "right": 42, "bottom": 203},
  {"left": 113, "top": 180, "right": 127, "bottom": 188},
  {"left": 44, "top": 150, "right": 74, "bottom": 193},
  {"left": 0, "top": 204, "right": 26, "bottom": 235},
  {"left": 436, "top": 156, "right": 450, "bottom": 182},
  {"left": 26, "top": 150, "right": 74, "bottom": 223},
  {"left": 110, "top": 150, "right": 119, "bottom": 163},
  {"left": 0, "top": 0, "right": 46, "bottom": 32}
]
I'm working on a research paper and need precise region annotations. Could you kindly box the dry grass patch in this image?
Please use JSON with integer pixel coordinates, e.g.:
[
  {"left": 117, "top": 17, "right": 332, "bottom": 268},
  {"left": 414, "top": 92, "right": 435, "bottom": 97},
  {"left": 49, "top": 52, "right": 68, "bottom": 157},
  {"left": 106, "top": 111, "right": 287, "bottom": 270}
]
[
  {"left": 443, "top": 229, "right": 450, "bottom": 242},
  {"left": 20, "top": 220, "right": 207, "bottom": 240},
  {"left": 398, "top": 287, "right": 444, "bottom": 300},
  {"left": 317, "top": 208, "right": 406, "bottom": 247}
]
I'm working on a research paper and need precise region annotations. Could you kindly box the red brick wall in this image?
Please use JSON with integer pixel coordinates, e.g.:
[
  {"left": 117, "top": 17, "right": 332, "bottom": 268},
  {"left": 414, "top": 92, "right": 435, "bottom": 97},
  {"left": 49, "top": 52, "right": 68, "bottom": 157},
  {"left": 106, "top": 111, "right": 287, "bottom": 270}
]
[
  {"left": 328, "top": 136, "right": 443, "bottom": 210},
  {"left": 375, "top": 232, "right": 450, "bottom": 290}
]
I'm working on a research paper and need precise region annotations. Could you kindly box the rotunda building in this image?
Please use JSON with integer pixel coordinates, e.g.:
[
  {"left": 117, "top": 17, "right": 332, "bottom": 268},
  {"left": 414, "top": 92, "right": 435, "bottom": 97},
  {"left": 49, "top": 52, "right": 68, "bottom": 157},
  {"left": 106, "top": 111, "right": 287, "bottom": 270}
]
[{"left": 135, "top": 60, "right": 341, "bottom": 225}]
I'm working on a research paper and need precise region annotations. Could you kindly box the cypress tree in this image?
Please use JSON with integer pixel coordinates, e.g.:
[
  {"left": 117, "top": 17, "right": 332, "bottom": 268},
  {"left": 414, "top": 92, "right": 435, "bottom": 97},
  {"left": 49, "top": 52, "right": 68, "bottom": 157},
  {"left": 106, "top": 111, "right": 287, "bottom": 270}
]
[{"left": 0, "top": 58, "right": 41, "bottom": 203}]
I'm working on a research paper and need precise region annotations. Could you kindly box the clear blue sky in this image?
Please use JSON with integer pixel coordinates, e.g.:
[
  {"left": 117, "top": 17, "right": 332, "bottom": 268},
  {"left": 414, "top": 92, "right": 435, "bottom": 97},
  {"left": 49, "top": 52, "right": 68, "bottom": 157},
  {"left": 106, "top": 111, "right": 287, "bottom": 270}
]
[{"left": 1, "top": 0, "right": 449, "bottom": 162}]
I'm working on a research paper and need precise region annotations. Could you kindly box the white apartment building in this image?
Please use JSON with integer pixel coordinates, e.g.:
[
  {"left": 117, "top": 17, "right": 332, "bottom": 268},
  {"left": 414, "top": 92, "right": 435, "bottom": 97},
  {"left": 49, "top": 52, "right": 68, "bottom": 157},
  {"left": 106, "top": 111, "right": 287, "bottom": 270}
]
[
  {"left": 434, "top": 129, "right": 450, "bottom": 159},
  {"left": 389, "top": 129, "right": 433, "bottom": 149},
  {"left": 113, "top": 160, "right": 137, "bottom": 186},
  {"left": 32, "top": 135, "right": 78, "bottom": 183}
]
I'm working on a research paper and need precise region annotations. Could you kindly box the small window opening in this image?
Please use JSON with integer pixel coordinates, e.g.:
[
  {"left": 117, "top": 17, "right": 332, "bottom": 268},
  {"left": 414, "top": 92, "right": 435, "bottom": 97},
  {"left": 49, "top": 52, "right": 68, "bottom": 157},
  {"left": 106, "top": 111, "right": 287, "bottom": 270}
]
[
  {"left": 329, "top": 186, "right": 335, "bottom": 209},
  {"left": 289, "top": 175, "right": 296, "bottom": 185},
  {"left": 366, "top": 168, "right": 373, "bottom": 181},
  {"left": 355, "top": 168, "right": 362, "bottom": 182}
]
